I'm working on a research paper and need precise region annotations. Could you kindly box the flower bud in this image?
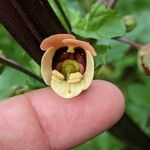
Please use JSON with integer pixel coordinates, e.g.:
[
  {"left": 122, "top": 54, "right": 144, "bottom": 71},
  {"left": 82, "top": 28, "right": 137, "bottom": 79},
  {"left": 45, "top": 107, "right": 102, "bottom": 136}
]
[
  {"left": 123, "top": 15, "right": 137, "bottom": 32},
  {"left": 138, "top": 44, "right": 150, "bottom": 75},
  {"left": 41, "top": 34, "right": 96, "bottom": 99}
]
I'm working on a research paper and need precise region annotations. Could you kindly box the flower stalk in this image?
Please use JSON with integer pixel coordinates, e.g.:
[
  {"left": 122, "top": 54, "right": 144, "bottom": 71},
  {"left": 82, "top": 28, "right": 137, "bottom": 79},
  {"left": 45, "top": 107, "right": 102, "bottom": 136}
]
[
  {"left": 0, "top": 56, "right": 45, "bottom": 85},
  {"left": 116, "top": 37, "right": 143, "bottom": 49}
]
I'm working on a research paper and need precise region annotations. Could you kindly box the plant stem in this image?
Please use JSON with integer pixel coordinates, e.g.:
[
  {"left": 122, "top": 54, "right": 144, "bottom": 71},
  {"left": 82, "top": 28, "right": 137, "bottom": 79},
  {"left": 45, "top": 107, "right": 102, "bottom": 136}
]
[
  {"left": 0, "top": 57, "right": 45, "bottom": 85},
  {"left": 54, "top": 0, "right": 72, "bottom": 33},
  {"left": 87, "top": 36, "right": 142, "bottom": 50},
  {"left": 107, "top": 0, "right": 118, "bottom": 8},
  {"left": 116, "top": 37, "right": 143, "bottom": 49},
  {"left": 0, "top": 0, "right": 66, "bottom": 64}
]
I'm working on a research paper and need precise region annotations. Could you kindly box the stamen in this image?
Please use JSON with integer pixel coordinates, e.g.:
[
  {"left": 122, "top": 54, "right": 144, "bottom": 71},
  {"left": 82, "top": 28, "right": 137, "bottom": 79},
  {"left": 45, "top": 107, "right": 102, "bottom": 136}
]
[
  {"left": 61, "top": 60, "right": 80, "bottom": 79},
  {"left": 52, "top": 70, "right": 64, "bottom": 80},
  {"left": 67, "top": 47, "right": 75, "bottom": 53},
  {"left": 51, "top": 76, "right": 62, "bottom": 83},
  {"left": 68, "top": 72, "right": 83, "bottom": 83}
]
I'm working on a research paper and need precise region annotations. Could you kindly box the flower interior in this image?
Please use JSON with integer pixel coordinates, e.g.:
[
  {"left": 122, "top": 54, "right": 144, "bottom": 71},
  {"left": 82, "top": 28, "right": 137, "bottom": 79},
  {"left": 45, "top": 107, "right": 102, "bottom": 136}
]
[{"left": 52, "top": 46, "right": 86, "bottom": 83}]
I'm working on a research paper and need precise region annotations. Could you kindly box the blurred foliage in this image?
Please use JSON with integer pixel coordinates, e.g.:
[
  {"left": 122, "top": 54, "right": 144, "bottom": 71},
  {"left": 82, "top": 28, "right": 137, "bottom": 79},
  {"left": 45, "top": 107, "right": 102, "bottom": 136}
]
[
  {"left": 0, "top": 0, "right": 150, "bottom": 149},
  {"left": 70, "top": 3, "right": 126, "bottom": 39},
  {"left": 0, "top": 26, "right": 44, "bottom": 99}
]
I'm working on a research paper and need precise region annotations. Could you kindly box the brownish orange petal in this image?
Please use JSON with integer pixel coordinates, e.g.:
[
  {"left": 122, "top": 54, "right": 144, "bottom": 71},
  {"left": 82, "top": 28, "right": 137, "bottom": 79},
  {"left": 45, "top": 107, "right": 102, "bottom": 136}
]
[
  {"left": 63, "top": 39, "right": 97, "bottom": 56},
  {"left": 40, "top": 34, "right": 76, "bottom": 51}
]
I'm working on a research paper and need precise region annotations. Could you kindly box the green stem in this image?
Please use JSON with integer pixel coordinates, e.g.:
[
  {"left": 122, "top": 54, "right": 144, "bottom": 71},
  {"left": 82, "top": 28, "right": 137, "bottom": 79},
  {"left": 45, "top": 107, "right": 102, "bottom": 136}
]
[
  {"left": 0, "top": 57, "right": 45, "bottom": 85},
  {"left": 54, "top": 0, "right": 72, "bottom": 33}
]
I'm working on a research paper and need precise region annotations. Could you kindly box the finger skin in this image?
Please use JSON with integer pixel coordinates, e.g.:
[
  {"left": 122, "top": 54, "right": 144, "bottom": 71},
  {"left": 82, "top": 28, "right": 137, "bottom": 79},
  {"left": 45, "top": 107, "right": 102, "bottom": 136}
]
[{"left": 0, "top": 80, "right": 125, "bottom": 150}]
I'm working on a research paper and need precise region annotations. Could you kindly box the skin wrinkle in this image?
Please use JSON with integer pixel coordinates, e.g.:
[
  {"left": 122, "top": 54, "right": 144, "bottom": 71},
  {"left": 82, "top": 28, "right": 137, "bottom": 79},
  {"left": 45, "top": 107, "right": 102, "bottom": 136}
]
[
  {"left": 23, "top": 93, "right": 51, "bottom": 150},
  {"left": 32, "top": 95, "right": 71, "bottom": 150},
  {"left": 24, "top": 90, "right": 62, "bottom": 150},
  {"left": 25, "top": 89, "right": 74, "bottom": 150}
]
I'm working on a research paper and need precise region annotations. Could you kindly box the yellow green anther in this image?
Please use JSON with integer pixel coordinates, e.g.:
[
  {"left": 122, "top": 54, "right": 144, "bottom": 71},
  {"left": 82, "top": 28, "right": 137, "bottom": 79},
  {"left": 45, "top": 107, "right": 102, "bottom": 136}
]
[
  {"left": 67, "top": 47, "right": 75, "bottom": 53},
  {"left": 61, "top": 59, "right": 80, "bottom": 79},
  {"left": 52, "top": 70, "right": 64, "bottom": 80},
  {"left": 68, "top": 72, "right": 83, "bottom": 83}
]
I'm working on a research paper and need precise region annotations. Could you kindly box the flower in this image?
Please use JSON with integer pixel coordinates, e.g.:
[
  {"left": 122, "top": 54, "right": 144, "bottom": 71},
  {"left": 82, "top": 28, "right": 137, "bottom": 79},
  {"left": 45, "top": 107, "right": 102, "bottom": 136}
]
[
  {"left": 138, "top": 44, "right": 150, "bottom": 75},
  {"left": 40, "top": 34, "right": 96, "bottom": 99}
]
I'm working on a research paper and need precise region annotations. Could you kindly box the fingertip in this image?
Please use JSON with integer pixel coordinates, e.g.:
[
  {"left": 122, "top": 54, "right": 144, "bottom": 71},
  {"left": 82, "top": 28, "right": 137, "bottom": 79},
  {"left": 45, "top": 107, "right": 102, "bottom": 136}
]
[{"left": 92, "top": 80, "right": 125, "bottom": 125}]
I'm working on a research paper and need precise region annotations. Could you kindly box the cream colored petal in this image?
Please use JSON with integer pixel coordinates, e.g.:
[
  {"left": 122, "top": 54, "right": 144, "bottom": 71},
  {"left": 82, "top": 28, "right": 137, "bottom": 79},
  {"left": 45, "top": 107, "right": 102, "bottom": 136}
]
[
  {"left": 51, "top": 79, "right": 84, "bottom": 99},
  {"left": 41, "top": 48, "right": 56, "bottom": 85},
  {"left": 83, "top": 50, "right": 94, "bottom": 90}
]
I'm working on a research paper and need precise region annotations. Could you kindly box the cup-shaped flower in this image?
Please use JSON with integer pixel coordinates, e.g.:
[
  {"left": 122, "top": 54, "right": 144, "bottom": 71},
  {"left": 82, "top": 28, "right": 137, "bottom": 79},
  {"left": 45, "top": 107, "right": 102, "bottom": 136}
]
[
  {"left": 40, "top": 34, "right": 96, "bottom": 98},
  {"left": 138, "top": 44, "right": 150, "bottom": 75}
]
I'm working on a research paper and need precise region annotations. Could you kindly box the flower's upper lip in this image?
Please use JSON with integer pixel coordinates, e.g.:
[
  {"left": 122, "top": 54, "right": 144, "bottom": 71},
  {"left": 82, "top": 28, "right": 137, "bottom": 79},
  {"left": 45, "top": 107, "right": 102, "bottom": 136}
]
[
  {"left": 40, "top": 34, "right": 97, "bottom": 56},
  {"left": 40, "top": 34, "right": 76, "bottom": 50},
  {"left": 63, "top": 39, "right": 97, "bottom": 56}
]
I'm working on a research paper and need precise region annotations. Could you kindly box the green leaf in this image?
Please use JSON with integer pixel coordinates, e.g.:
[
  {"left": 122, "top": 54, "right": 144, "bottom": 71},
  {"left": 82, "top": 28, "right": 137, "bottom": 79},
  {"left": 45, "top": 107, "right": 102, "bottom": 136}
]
[
  {"left": 48, "top": 0, "right": 70, "bottom": 32},
  {"left": 94, "top": 39, "right": 129, "bottom": 68},
  {"left": 94, "top": 44, "right": 111, "bottom": 55},
  {"left": 0, "top": 67, "right": 43, "bottom": 100},
  {"left": 94, "top": 44, "right": 111, "bottom": 67},
  {"left": 0, "top": 67, "right": 29, "bottom": 99},
  {"left": 72, "top": 3, "right": 126, "bottom": 39}
]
